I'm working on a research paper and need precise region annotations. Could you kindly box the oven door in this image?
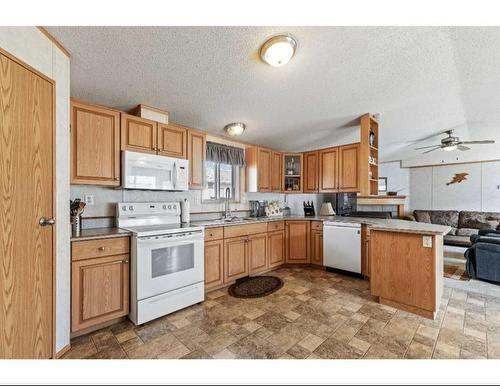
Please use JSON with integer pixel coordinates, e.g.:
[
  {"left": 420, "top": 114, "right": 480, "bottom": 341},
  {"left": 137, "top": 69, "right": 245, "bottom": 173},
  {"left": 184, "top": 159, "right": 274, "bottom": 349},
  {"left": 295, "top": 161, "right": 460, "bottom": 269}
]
[{"left": 136, "top": 231, "right": 204, "bottom": 300}]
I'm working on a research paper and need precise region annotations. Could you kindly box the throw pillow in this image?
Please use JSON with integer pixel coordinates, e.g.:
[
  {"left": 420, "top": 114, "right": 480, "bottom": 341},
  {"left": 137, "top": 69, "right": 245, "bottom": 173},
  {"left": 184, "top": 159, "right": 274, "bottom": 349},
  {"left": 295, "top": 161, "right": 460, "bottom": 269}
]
[
  {"left": 485, "top": 217, "right": 500, "bottom": 231},
  {"left": 414, "top": 211, "right": 431, "bottom": 223}
]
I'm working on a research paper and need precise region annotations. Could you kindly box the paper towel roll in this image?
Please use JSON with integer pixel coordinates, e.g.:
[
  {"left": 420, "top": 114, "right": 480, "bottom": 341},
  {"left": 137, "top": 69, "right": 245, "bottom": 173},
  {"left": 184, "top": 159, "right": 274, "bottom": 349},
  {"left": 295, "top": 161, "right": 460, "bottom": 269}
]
[{"left": 181, "top": 198, "right": 190, "bottom": 223}]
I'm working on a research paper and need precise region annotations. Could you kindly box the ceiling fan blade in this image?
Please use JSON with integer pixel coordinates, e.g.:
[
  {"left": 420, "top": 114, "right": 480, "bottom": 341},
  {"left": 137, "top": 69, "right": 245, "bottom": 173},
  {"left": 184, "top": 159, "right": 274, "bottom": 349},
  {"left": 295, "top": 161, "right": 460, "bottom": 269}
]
[
  {"left": 423, "top": 147, "right": 441, "bottom": 154},
  {"left": 415, "top": 144, "right": 441, "bottom": 150},
  {"left": 460, "top": 140, "right": 495, "bottom": 145},
  {"left": 457, "top": 145, "right": 470, "bottom": 151}
]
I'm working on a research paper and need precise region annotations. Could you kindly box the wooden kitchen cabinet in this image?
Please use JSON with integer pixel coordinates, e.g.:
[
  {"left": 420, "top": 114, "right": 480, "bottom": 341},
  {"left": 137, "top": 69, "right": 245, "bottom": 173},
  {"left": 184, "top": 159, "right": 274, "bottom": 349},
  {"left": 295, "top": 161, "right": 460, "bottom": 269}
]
[
  {"left": 224, "top": 236, "right": 249, "bottom": 283},
  {"left": 285, "top": 221, "right": 310, "bottom": 264},
  {"left": 268, "top": 230, "right": 285, "bottom": 268},
  {"left": 339, "top": 143, "right": 360, "bottom": 192},
  {"left": 121, "top": 113, "right": 157, "bottom": 154},
  {"left": 157, "top": 123, "right": 187, "bottom": 158},
  {"left": 71, "top": 236, "right": 130, "bottom": 333},
  {"left": 304, "top": 151, "right": 319, "bottom": 192},
  {"left": 248, "top": 233, "right": 268, "bottom": 275},
  {"left": 319, "top": 147, "right": 339, "bottom": 192},
  {"left": 361, "top": 224, "right": 370, "bottom": 277},
  {"left": 271, "top": 151, "right": 282, "bottom": 192},
  {"left": 310, "top": 222, "right": 323, "bottom": 266},
  {"left": 187, "top": 129, "right": 206, "bottom": 189},
  {"left": 204, "top": 239, "right": 224, "bottom": 290},
  {"left": 257, "top": 148, "right": 272, "bottom": 192},
  {"left": 70, "top": 100, "right": 121, "bottom": 186}
]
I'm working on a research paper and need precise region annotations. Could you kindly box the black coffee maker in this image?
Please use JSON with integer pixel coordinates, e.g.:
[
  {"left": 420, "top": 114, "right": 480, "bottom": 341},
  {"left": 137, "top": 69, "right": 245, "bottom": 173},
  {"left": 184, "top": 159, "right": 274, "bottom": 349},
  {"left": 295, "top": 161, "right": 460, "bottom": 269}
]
[{"left": 249, "top": 200, "right": 267, "bottom": 217}]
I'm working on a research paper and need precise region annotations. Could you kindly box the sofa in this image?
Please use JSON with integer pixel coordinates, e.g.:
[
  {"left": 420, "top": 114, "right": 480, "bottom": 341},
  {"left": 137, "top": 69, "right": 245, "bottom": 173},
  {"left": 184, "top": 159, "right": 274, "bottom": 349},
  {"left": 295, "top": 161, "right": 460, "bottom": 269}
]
[
  {"left": 465, "top": 229, "right": 500, "bottom": 283},
  {"left": 409, "top": 210, "right": 500, "bottom": 247}
]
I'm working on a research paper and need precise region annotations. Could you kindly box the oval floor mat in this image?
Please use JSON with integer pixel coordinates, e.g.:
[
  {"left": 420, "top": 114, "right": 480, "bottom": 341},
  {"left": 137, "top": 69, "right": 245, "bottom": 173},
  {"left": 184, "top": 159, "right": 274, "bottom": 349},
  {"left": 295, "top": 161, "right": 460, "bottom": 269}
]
[{"left": 228, "top": 276, "right": 284, "bottom": 298}]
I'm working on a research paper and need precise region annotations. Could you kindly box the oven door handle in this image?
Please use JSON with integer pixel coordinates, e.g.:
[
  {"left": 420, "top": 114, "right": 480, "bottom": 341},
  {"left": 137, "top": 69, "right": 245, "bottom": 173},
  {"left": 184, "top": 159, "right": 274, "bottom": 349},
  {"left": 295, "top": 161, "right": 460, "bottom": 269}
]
[{"left": 137, "top": 236, "right": 203, "bottom": 245}]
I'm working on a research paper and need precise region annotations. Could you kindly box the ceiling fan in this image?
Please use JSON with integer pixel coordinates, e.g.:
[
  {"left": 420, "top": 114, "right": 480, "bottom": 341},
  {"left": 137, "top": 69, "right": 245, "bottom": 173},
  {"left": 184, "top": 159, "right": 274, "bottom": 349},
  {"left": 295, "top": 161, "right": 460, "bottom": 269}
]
[{"left": 415, "top": 130, "right": 495, "bottom": 154}]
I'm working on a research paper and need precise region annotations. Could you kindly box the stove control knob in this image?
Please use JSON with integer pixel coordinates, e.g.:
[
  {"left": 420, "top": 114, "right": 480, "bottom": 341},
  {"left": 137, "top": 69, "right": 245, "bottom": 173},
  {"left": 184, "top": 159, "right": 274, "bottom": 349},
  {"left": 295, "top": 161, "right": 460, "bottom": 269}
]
[
  {"left": 129, "top": 205, "right": 134, "bottom": 211},
  {"left": 162, "top": 205, "right": 167, "bottom": 210},
  {"left": 173, "top": 205, "right": 177, "bottom": 210},
  {"left": 168, "top": 205, "right": 172, "bottom": 210},
  {"left": 121, "top": 205, "right": 127, "bottom": 211}
]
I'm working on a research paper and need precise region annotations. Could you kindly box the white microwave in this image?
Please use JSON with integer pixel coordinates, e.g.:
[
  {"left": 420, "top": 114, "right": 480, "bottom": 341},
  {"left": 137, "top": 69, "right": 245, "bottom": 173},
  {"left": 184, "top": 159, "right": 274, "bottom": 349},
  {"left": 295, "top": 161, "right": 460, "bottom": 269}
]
[{"left": 122, "top": 151, "right": 189, "bottom": 191}]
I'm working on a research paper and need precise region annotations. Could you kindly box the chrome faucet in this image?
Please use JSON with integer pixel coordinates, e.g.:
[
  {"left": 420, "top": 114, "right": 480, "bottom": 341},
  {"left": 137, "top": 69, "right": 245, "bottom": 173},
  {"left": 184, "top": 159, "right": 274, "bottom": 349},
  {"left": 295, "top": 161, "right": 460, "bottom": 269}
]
[{"left": 223, "top": 187, "right": 232, "bottom": 219}]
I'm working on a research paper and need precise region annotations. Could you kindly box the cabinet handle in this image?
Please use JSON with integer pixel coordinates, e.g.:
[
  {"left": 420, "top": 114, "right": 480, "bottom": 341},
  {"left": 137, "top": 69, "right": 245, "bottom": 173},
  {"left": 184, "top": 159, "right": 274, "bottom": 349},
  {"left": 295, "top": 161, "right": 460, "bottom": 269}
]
[
  {"left": 122, "top": 260, "right": 129, "bottom": 264},
  {"left": 98, "top": 246, "right": 106, "bottom": 251},
  {"left": 114, "top": 177, "right": 119, "bottom": 181}
]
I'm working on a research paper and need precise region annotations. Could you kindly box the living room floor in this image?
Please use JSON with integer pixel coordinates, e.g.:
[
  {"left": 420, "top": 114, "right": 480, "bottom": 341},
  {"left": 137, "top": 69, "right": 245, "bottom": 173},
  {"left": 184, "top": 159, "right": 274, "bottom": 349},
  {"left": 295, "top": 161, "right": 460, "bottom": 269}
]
[{"left": 63, "top": 267, "right": 500, "bottom": 360}]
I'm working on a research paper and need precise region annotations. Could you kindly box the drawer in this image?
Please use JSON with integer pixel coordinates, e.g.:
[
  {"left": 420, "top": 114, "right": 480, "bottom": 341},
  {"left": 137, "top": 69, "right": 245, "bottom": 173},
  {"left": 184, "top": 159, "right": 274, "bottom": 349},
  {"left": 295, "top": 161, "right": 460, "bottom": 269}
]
[
  {"left": 72, "top": 236, "right": 130, "bottom": 261},
  {"left": 205, "top": 226, "right": 224, "bottom": 241},
  {"left": 267, "top": 221, "right": 285, "bottom": 232},
  {"left": 311, "top": 221, "right": 323, "bottom": 231},
  {"left": 224, "top": 223, "right": 268, "bottom": 239}
]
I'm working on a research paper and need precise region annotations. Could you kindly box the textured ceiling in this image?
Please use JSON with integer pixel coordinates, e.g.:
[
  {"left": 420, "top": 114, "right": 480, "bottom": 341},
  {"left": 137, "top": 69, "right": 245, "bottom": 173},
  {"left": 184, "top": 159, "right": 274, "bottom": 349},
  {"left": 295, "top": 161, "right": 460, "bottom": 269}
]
[{"left": 47, "top": 26, "right": 500, "bottom": 162}]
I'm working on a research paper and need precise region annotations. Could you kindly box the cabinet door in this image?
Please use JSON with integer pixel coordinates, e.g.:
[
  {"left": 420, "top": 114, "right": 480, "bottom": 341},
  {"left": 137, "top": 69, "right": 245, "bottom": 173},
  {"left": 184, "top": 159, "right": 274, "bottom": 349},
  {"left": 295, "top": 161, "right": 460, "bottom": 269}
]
[
  {"left": 204, "top": 239, "right": 224, "bottom": 290},
  {"left": 304, "top": 151, "right": 319, "bottom": 192},
  {"left": 71, "top": 254, "right": 129, "bottom": 332},
  {"left": 258, "top": 148, "right": 272, "bottom": 192},
  {"left": 285, "top": 221, "right": 310, "bottom": 264},
  {"left": 187, "top": 130, "right": 206, "bottom": 189},
  {"left": 268, "top": 230, "right": 285, "bottom": 268},
  {"left": 121, "top": 113, "right": 157, "bottom": 154},
  {"left": 158, "top": 123, "right": 187, "bottom": 159},
  {"left": 271, "top": 151, "right": 282, "bottom": 192},
  {"left": 339, "top": 143, "right": 360, "bottom": 192},
  {"left": 361, "top": 224, "right": 370, "bottom": 277},
  {"left": 311, "top": 230, "right": 323, "bottom": 266},
  {"left": 71, "top": 101, "right": 121, "bottom": 186},
  {"left": 319, "top": 147, "right": 339, "bottom": 192},
  {"left": 249, "top": 233, "right": 268, "bottom": 275},
  {"left": 224, "top": 236, "right": 248, "bottom": 283}
]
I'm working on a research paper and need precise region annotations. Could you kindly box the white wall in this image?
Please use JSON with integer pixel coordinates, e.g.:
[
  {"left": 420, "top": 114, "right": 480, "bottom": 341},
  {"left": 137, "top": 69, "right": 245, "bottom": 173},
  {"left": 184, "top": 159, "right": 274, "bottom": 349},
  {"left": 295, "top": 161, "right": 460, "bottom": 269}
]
[
  {"left": 0, "top": 27, "right": 71, "bottom": 354},
  {"left": 379, "top": 161, "right": 410, "bottom": 208},
  {"left": 409, "top": 160, "right": 500, "bottom": 212}
]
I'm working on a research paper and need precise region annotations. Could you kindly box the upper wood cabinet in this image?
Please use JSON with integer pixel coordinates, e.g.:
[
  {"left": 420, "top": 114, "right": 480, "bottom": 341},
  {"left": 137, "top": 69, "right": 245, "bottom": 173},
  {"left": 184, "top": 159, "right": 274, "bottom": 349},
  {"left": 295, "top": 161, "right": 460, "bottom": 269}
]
[
  {"left": 246, "top": 146, "right": 282, "bottom": 193},
  {"left": 158, "top": 123, "right": 187, "bottom": 159},
  {"left": 319, "top": 147, "right": 339, "bottom": 192},
  {"left": 285, "top": 221, "right": 310, "bottom": 264},
  {"left": 339, "top": 143, "right": 360, "bottom": 192},
  {"left": 71, "top": 100, "right": 121, "bottom": 186},
  {"left": 303, "top": 151, "right": 319, "bottom": 192},
  {"left": 318, "top": 143, "right": 360, "bottom": 193},
  {"left": 187, "top": 129, "right": 206, "bottom": 190},
  {"left": 121, "top": 113, "right": 157, "bottom": 154},
  {"left": 271, "top": 151, "right": 282, "bottom": 192}
]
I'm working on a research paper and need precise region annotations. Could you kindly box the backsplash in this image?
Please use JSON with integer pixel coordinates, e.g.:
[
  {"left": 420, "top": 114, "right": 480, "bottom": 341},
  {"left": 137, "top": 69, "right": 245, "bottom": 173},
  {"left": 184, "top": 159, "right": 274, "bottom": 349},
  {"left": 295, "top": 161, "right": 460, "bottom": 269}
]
[{"left": 70, "top": 185, "right": 336, "bottom": 229}]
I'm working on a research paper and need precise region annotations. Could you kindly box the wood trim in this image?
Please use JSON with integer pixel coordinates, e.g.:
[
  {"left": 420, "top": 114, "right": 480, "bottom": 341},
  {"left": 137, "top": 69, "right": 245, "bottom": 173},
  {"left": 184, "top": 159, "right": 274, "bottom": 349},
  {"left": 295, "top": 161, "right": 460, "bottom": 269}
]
[
  {"left": 54, "top": 344, "right": 71, "bottom": 359},
  {"left": 37, "top": 27, "right": 71, "bottom": 58},
  {"left": 70, "top": 316, "right": 126, "bottom": 339},
  {"left": 380, "top": 298, "right": 436, "bottom": 320},
  {"left": 0, "top": 47, "right": 55, "bottom": 85},
  {"left": 70, "top": 97, "right": 122, "bottom": 114},
  {"left": 133, "top": 103, "right": 170, "bottom": 116},
  {"left": 408, "top": 158, "right": 500, "bottom": 169}
]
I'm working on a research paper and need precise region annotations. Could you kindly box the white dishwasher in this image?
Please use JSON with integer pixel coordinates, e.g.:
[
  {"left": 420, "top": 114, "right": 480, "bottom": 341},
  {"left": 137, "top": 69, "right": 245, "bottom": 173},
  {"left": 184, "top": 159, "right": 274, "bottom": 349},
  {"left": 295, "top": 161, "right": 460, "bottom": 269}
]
[{"left": 323, "top": 221, "right": 361, "bottom": 274}]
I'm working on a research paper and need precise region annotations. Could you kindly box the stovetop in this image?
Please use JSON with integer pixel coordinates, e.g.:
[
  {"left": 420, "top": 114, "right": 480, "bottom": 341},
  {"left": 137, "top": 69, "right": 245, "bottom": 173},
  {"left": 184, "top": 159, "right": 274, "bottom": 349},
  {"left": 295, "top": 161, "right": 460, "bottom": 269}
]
[{"left": 119, "top": 223, "right": 203, "bottom": 237}]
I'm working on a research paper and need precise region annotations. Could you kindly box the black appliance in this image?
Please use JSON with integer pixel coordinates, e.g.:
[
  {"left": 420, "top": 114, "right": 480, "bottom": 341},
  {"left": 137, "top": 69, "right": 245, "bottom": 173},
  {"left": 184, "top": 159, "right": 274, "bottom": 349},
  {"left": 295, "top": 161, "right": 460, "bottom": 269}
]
[
  {"left": 249, "top": 200, "right": 267, "bottom": 217},
  {"left": 333, "top": 193, "right": 357, "bottom": 216},
  {"left": 303, "top": 201, "right": 315, "bottom": 217},
  {"left": 342, "top": 211, "right": 392, "bottom": 219}
]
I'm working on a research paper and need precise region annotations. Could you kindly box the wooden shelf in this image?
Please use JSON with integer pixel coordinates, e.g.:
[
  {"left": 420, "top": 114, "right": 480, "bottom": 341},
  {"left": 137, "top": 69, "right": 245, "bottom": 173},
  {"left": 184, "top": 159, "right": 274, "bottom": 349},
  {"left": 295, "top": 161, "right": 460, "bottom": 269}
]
[
  {"left": 369, "top": 145, "right": 378, "bottom": 151},
  {"left": 284, "top": 175, "right": 301, "bottom": 178}
]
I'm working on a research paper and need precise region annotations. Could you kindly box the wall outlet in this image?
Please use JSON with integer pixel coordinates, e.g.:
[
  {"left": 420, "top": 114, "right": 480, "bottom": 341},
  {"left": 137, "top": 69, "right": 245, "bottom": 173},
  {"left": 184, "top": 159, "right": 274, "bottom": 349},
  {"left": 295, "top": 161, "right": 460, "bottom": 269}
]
[
  {"left": 422, "top": 235, "right": 433, "bottom": 248},
  {"left": 84, "top": 194, "right": 94, "bottom": 206}
]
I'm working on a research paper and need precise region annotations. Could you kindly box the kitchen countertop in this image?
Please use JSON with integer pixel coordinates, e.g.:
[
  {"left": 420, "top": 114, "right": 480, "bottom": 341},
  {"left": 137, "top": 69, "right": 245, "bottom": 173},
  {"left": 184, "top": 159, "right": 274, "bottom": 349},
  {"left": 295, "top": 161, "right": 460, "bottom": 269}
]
[
  {"left": 70, "top": 227, "right": 132, "bottom": 241},
  {"left": 190, "top": 215, "right": 450, "bottom": 236}
]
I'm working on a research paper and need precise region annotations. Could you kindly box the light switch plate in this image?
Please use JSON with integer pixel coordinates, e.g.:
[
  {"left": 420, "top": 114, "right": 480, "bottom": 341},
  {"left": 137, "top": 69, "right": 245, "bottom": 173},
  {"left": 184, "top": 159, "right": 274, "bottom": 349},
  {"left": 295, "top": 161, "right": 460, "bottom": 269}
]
[
  {"left": 84, "top": 194, "right": 94, "bottom": 206},
  {"left": 423, "top": 235, "right": 432, "bottom": 248}
]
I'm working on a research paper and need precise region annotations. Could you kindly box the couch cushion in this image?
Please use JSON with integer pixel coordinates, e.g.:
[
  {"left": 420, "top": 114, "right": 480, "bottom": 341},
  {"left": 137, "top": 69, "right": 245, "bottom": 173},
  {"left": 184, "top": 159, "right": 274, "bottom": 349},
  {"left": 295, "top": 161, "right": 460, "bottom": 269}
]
[
  {"left": 444, "top": 235, "right": 472, "bottom": 248},
  {"left": 429, "top": 210, "right": 459, "bottom": 227},
  {"left": 414, "top": 211, "right": 431, "bottom": 223},
  {"left": 459, "top": 211, "right": 500, "bottom": 229},
  {"left": 456, "top": 228, "right": 479, "bottom": 237}
]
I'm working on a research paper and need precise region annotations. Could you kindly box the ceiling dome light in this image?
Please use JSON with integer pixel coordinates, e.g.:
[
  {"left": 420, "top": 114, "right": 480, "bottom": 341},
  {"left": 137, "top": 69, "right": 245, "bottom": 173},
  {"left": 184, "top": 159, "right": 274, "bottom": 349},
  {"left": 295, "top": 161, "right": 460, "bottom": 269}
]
[
  {"left": 260, "top": 35, "right": 297, "bottom": 67},
  {"left": 224, "top": 122, "right": 246, "bottom": 136}
]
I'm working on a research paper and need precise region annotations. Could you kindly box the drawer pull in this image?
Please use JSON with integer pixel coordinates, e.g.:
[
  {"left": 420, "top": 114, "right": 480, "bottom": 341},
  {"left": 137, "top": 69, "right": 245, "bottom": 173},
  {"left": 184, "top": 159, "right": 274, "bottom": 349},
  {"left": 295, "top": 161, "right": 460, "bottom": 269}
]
[
  {"left": 98, "top": 246, "right": 106, "bottom": 251},
  {"left": 122, "top": 260, "right": 129, "bottom": 264}
]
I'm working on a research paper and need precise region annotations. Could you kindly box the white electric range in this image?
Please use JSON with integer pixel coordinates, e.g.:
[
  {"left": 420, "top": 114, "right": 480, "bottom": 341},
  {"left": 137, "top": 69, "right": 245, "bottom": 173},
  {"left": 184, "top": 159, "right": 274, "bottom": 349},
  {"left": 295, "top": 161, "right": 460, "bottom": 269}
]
[{"left": 116, "top": 202, "right": 204, "bottom": 325}]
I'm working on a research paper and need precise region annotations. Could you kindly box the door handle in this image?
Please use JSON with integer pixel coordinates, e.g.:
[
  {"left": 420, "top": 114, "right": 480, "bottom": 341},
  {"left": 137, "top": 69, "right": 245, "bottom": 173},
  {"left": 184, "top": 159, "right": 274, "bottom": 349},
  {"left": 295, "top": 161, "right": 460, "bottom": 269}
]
[{"left": 39, "top": 217, "right": 55, "bottom": 226}]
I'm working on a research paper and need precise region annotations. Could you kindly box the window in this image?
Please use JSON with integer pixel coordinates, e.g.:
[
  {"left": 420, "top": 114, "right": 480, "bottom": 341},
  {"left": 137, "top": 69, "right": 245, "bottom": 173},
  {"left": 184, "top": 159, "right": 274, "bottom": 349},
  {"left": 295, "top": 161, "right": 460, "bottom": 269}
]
[{"left": 202, "top": 161, "right": 239, "bottom": 202}]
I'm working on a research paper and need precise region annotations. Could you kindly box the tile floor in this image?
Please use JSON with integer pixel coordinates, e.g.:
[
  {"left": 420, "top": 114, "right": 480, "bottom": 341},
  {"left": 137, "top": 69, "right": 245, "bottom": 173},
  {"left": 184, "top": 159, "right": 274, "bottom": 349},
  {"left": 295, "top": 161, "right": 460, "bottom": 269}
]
[{"left": 63, "top": 267, "right": 500, "bottom": 359}]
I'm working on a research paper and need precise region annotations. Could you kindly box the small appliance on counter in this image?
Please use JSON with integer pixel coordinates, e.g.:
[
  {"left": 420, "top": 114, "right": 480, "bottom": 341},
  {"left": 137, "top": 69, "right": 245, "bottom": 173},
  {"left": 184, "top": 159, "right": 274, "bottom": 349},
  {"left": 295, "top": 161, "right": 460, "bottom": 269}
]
[
  {"left": 303, "top": 201, "right": 315, "bottom": 217},
  {"left": 249, "top": 200, "right": 267, "bottom": 218},
  {"left": 333, "top": 193, "right": 357, "bottom": 216}
]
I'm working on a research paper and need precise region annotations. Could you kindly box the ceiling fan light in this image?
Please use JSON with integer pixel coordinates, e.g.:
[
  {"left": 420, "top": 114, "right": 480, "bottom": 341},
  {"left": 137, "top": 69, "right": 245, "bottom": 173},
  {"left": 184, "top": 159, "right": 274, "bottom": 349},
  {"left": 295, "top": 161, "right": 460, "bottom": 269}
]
[{"left": 442, "top": 144, "right": 457, "bottom": 151}]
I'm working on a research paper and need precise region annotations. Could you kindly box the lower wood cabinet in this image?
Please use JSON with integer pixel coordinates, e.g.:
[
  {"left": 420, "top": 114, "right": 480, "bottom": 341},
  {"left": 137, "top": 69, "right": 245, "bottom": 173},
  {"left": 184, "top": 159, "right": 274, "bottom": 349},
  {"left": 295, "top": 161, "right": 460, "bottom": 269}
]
[
  {"left": 204, "top": 239, "right": 224, "bottom": 290},
  {"left": 224, "top": 236, "right": 249, "bottom": 283},
  {"left": 71, "top": 251, "right": 129, "bottom": 333},
  {"left": 310, "top": 233, "right": 323, "bottom": 266},
  {"left": 248, "top": 233, "right": 268, "bottom": 275},
  {"left": 268, "top": 230, "right": 285, "bottom": 268},
  {"left": 361, "top": 224, "right": 370, "bottom": 277},
  {"left": 285, "top": 221, "right": 310, "bottom": 264}
]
